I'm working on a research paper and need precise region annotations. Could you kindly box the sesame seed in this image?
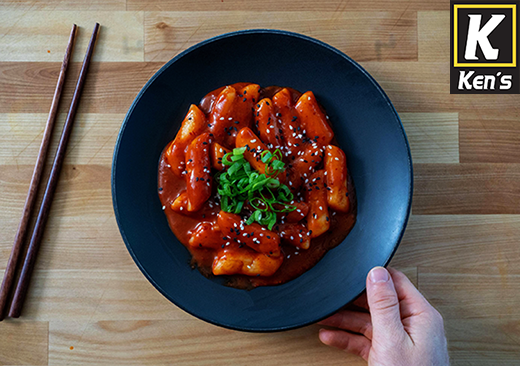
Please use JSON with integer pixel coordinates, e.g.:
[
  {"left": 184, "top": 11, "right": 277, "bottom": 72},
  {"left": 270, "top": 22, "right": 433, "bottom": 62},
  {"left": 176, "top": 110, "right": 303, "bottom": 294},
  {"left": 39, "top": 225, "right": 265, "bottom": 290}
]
[{"left": 220, "top": 117, "right": 224, "bottom": 120}]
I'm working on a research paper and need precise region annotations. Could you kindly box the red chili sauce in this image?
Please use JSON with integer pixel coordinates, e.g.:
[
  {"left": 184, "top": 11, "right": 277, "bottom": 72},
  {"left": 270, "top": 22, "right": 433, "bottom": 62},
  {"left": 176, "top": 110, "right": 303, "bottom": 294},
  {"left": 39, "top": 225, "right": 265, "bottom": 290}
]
[{"left": 158, "top": 83, "right": 356, "bottom": 289}]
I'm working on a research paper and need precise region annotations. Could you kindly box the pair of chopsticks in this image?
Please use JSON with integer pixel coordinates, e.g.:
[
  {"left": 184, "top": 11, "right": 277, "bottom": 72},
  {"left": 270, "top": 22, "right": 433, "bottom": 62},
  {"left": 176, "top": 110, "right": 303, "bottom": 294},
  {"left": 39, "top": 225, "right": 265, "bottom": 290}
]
[{"left": 0, "top": 23, "right": 100, "bottom": 320}]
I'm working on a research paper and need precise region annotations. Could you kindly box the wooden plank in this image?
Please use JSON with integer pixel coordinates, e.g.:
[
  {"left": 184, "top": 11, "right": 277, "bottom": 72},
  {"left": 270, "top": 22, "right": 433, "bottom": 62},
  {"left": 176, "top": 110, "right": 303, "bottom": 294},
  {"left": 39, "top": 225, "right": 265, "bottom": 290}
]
[
  {"left": 0, "top": 265, "right": 414, "bottom": 325},
  {"left": 400, "top": 113, "right": 458, "bottom": 163},
  {"left": 0, "top": 269, "right": 189, "bottom": 321},
  {"left": 460, "top": 111, "right": 520, "bottom": 163},
  {"left": 0, "top": 321, "right": 48, "bottom": 365},
  {"left": 0, "top": 164, "right": 134, "bottom": 271},
  {"left": 0, "top": 164, "right": 112, "bottom": 218},
  {"left": 0, "top": 0, "right": 124, "bottom": 10},
  {"left": 144, "top": 11, "right": 417, "bottom": 62},
  {"left": 0, "top": 11, "right": 143, "bottom": 62},
  {"left": 0, "top": 62, "right": 161, "bottom": 114},
  {"left": 412, "top": 163, "right": 520, "bottom": 214},
  {"left": 0, "top": 113, "right": 123, "bottom": 166},
  {"left": 361, "top": 61, "right": 520, "bottom": 112},
  {"left": 418, "top": 11, "right": 448, "bottom": 62},
  {"left": 391, "top": 215, "right": 520, "bottom": 271},
  {"left": 130, "top": 0, "right": 448, "bottom": 11},
  {"left": 446, "top": 318, "right": 520, "bottom": 366},
  {"left": 1, "top": 214, "right": 134, "bottom": 272},
  {"left": 393, "top": 266, "right": 418, "bottom": 287},
  {"left": 1, "top": 61, "right": 517, "bottom": 114},
  {"left": 419, "top": 267, "right": 520, "bottom": 319},
  {"left": 419, "top": 268, "right": 520, "bottom": 363},
  {"left": 49, "top": 320, "right": 363, "bottom": 365}
]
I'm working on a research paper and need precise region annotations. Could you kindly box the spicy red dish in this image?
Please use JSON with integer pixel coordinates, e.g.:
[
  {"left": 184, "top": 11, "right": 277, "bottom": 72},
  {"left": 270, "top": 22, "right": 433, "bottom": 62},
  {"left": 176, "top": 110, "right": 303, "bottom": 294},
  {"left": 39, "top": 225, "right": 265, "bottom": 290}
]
[{"left": 158, "top": 83, "right": 356, "bottom": 289}]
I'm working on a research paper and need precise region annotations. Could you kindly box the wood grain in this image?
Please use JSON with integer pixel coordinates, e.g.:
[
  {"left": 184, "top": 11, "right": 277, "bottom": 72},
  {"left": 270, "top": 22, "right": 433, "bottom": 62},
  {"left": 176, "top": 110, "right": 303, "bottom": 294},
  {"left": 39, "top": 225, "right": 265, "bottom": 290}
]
[
  {"left": 0, "top": 62, "right": 161, "bottom": 114},
  {"left": 361, "top": 61, "right": 520, "bottom": 112},
  {"left": 1, "top": 213, "right": 134, "bottom": 272},
  {"left": 391, "top": 215, "right": 520, "bottom": 270},
  {"left": 418, "top": 11, "right": 448, "bottom": 62},
  {"left": 460, "top": 110, "right": 520, "bottom": 163},
  {"left": 0, "top": 0, "right": 124, "bottom": 10},
  {"left": 400, "top": 113, "right": 458, "bottom": 163},
  {"left": 0, "top": 12, "right": 143, "bottom": 62},
  {"left": 144, "top": 11, "right": 417, "bottom": 62},
  {"left": 128, "top": 0, "right": 449, "bottom": 12},
  {"left": 0, "top": 321, "right": 48, "bottom": 365},
  {"left": 0, "top": 113, "right": 123, "bottom": 165},
  {"left": 420, "top": 267, "right": 520, "bottom": 319},
  {"left": 0, "top": 266, "right": 416, "bottom": 322},
  {"left": 0, "top": 113, "right": 454, "bottom": 167},
  {"left": 446, "top": 318, "right": 520, "bottom": 366},
  {"left": 4, "top": 61, "right": 518, "bottom": 115},
  {"left": 0, "top": 269, "right": 186, "bottom": 321},
  {"left": 0, "top": 165, "right": 133, "bottom": 271},
  {"left": 412, "top": 164, "right": 520, "bottom": 214},
  {"left": 419, "top": 268, "right": 520, "bottom": 364},
  {"left": 49, "top": 321, "right": 364, "bottom": 366}
]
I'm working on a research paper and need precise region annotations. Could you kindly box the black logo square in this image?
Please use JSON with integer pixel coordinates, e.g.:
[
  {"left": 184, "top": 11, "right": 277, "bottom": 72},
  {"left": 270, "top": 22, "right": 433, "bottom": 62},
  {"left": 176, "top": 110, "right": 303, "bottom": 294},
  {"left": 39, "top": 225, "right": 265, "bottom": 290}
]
[
  {"left": 455, "top": 6, "right": 514, "bottom": 66},
  {"left": 451, "top": 0, "right": 519, "bottom": 94}
]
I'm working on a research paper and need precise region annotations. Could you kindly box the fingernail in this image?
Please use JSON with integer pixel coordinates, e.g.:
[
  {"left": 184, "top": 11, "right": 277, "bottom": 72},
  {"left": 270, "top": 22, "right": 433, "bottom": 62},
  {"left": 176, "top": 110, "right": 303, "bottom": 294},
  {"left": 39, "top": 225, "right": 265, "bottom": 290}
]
[
  {"left": 369, "top": 267, "right": 389, "bottom": 283},
  {"left": 318, "top": 329, "right": 330, "bottom": 344}
]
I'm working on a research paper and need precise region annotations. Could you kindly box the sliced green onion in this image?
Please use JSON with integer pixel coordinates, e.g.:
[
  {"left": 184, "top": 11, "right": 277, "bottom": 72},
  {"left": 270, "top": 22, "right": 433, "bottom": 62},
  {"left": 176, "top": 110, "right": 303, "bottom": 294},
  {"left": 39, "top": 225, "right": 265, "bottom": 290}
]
[
  {"left": 233, "top": 147, "right": 246, "bottom": 155},
  {"left": 215, "top": 146, "right": 295, "bottom": 228}
]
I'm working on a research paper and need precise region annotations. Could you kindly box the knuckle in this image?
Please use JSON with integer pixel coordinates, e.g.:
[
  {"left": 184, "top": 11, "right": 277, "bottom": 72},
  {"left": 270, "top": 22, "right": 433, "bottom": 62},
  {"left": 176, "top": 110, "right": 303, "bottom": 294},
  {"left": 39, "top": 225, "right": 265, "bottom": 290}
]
[
  {"left": 372, "top": 293, "right": 399, "bottom": 311},
  {"left": 359, "top": 323, "right": 373, "bottom": 338}
]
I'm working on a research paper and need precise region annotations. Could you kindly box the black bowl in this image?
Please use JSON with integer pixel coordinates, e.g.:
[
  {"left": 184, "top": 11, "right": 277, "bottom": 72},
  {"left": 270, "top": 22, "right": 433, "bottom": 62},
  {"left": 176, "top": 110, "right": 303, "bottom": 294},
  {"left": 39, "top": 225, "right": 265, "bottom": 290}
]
[{"left": 112, "top": 30, "right": 412, "bottom": 332}]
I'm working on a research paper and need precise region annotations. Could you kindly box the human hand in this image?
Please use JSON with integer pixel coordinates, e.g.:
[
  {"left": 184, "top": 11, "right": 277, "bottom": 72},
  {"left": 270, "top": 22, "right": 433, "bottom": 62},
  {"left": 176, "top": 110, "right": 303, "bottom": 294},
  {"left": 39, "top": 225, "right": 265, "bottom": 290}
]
[{"left": 318, "top": 267, "right": 449, "bottom": 365}]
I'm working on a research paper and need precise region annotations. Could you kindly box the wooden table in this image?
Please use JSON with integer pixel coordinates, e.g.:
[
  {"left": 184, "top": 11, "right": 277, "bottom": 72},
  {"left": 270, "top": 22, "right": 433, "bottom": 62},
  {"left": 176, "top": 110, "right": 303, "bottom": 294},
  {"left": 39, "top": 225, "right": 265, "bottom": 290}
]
[{"left": 1, "top": 1, "right": 519, "bottom": 365}]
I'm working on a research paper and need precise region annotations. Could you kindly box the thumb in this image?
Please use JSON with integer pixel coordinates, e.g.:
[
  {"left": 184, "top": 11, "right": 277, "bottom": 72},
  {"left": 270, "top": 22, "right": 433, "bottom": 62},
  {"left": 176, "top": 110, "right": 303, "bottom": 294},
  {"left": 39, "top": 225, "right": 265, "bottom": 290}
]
[{"left": 366, "top": 267, "right": 405, "bottom": 341}]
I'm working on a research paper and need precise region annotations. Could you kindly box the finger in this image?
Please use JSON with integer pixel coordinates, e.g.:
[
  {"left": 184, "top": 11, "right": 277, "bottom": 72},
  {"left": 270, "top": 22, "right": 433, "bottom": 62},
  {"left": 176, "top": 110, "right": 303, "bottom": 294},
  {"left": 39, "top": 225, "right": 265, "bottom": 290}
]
[
  {"left": 319, "top": 329, "right": 371, "bottom": 361},
  {"left": 387, "top": 267, "right": 433, "bottom": 318},
  {"left": 366, "top": 267, "right": 405, "bottom": 341},
  {"left": 318, "top": 310, "right": 373, "bottom": 339}
]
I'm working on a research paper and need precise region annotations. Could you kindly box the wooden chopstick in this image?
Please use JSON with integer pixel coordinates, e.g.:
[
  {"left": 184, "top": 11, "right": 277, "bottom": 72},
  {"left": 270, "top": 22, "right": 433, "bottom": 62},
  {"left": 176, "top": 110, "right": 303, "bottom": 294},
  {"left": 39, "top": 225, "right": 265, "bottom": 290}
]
[
  {"left": 0, "top": 24, "right": 78, "bottom": 321},
  {"left": 8, "top": 23, "right": 101, "bottom": 319}
]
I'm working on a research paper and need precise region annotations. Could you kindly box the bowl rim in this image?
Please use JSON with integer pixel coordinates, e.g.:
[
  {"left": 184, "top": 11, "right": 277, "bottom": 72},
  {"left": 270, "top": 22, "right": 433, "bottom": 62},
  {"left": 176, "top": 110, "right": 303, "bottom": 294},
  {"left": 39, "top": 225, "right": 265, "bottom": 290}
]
[{"left": 112, "top": 28, "right": 414, "bottom": 332}]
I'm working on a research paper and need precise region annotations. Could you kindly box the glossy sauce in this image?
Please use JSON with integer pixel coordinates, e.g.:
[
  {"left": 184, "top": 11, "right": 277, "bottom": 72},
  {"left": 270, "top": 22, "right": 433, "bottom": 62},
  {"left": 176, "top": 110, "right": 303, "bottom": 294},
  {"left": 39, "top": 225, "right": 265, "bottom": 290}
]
[{"left": 158, "top": 83, "right": 357, "bottom": 289}]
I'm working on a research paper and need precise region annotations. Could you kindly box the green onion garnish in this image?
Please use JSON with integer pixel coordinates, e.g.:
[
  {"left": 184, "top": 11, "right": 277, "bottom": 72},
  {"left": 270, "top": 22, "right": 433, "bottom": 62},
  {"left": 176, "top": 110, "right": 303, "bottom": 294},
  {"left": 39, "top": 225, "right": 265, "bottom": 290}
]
[{"left": 216, "top": 147, "right": 296, "bottom": 229}]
